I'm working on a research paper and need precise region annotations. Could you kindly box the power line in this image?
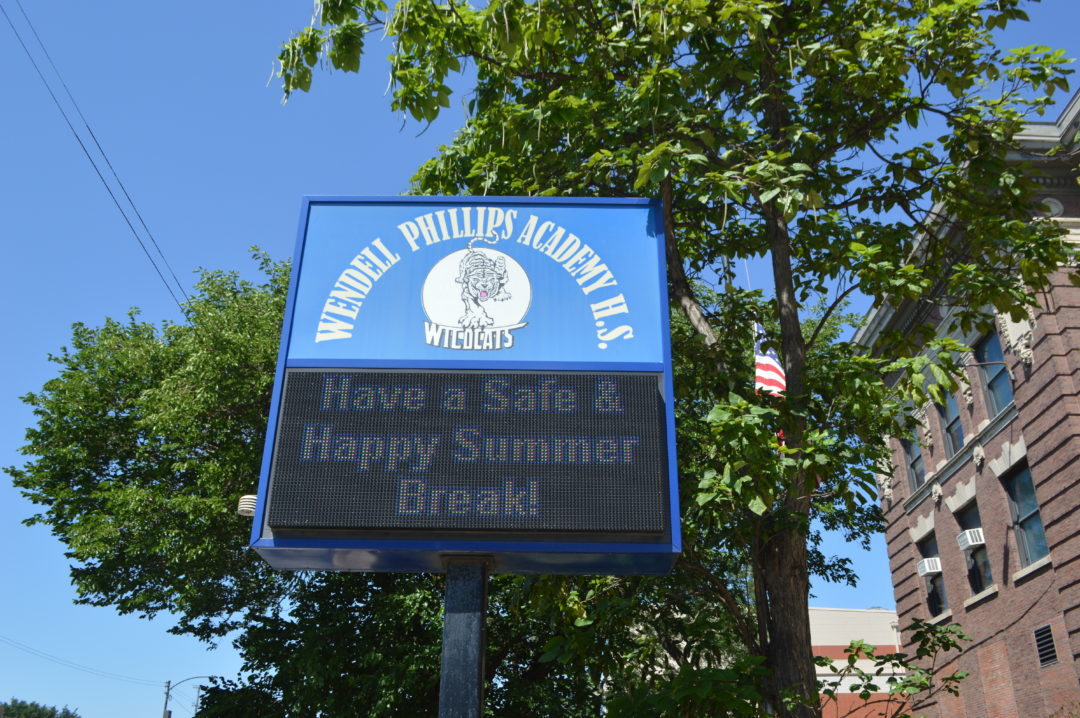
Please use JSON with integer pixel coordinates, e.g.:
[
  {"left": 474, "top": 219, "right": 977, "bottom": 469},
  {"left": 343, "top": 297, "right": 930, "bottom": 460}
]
[
  {"left": 0, "top": 633, "right": 162, "bottom": 687},
  {"left": 0, "top": 0, "right": 189, "bottom": 314},
  {"left": 170, "top": 694, "right": 194, "bottom": 714},
  {"left": 13, "top": 0, "right": 189, "bottom": 302}
]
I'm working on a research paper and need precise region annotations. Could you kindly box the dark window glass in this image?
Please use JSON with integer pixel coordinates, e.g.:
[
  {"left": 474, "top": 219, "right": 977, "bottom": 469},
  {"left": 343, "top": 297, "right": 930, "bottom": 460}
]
[
  {"left": 956, "top": 502, "right": 993, "bottom": 594},
  {"left": 956, "top": 502, "right": 981, "bottom": 531},
  {"left": 918, "top": 534, "right": 948, "bottom": 616},
  {"left": 939, "top": 393, "right": 965, "bottom": 458},
  {"left": 902, "top": 436, "right": 926, "bottom": 491},
  {"left": 967, "top": 549, "right": 993, "bottom": 595},
  {"left": 1004, "top": 466, "right": 1049, "bottom": 567},
  {"left": 975, "top": 333, "right": 1014, "bottom": 417}
]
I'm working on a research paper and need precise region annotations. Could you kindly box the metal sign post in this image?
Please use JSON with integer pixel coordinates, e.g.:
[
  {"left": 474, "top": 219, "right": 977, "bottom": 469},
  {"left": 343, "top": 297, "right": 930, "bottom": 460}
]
[{"left": 438, "top": 559, "right": 489, "bottom": 718}]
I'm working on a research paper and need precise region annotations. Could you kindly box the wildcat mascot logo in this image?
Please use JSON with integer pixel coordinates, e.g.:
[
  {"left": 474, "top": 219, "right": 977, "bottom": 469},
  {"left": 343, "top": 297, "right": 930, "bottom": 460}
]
[{"left": 421, "top": 237, "right": 531, "bottom": 350}]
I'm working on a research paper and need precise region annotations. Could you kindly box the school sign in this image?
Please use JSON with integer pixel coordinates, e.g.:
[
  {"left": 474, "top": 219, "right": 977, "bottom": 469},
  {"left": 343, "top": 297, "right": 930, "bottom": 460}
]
[{"left": 250, "top": 197, "right": 680, "bottom": 574}]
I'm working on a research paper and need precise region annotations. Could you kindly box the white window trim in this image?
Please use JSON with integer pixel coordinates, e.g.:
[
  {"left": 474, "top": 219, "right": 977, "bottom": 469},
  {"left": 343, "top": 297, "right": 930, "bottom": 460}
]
[
  {"left": 1012, "top": 554, "right": 1052, "bottom": 584},
  {"left": 928, "top": 610, "right": 953, "bottom": 626},
  {"left": 962, "top": 584, "right": 998, "bottom": 609}
]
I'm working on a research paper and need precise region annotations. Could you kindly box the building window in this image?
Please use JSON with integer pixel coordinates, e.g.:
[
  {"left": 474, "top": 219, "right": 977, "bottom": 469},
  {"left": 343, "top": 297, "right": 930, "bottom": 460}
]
[
  {"left": 902, "top": 435, "right": 926, "bottom": 491},
  {"left": 956, "top": 502, "right": 993, "bottom": 594},
  {"left": 1034, "top": 625, "right": 1058, "bottom": 667},
  {"left": 918, "top": 534, "right": 948, "bottom": 617},
  {"left": 974, "top": 332, "right": 1014, "bottom": 417},
  {"left": 1004, "top": 465, "right": 1049, "bottom": 567},
  {"left": 939, "top": 393, "right": 965, "bottom": 458}
]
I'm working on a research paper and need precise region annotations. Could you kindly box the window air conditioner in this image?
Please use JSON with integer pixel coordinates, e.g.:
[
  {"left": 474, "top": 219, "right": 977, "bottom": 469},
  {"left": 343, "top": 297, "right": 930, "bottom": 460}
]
[
  {"left": 917, "top": 557, "right": 942, "bottom": 576},
  {"left": 956, "top": 528, "right": 985, "bottom": 551}
]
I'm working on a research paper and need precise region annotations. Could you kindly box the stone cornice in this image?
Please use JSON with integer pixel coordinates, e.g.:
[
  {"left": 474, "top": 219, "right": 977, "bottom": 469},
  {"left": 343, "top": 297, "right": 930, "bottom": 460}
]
[
  {"left": 857, "top": 90, "right": 1080, "bottom": 350},
  {"left": 1014, "top": 89, "right": 1080, "bottom": 153}
]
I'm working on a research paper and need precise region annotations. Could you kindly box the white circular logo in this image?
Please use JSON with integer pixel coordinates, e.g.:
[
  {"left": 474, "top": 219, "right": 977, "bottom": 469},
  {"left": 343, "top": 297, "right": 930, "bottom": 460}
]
[{"left": 422, "top": 247, "right": 531, "bottom": 329}]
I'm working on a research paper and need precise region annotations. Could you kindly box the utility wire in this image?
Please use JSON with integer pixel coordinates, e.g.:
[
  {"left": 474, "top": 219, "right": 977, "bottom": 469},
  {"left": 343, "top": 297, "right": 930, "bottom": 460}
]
[
  {"left": 0, "top": 633, "right": 162, "bottom": 687},
  {"left": 0, "top": 1, "right": 188, "bottom": 315},
  {"left": 13, "top": 0, "right": 189, "bottom": 301},
  {"left": 170, "top": 694, "right": 193, "bottom": 714}
]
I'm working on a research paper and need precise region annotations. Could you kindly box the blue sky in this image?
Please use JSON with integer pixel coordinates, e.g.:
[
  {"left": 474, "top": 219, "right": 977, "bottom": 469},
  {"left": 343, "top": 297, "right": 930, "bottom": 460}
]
[{"left": 0, "top": 2, "right": 1077, "bottom": 716}]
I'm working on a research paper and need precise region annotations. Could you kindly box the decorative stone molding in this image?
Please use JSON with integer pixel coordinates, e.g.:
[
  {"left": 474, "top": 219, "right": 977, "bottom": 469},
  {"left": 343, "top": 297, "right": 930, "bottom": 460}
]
[
  {"left": 908, "top": 512, "right": 935, "bottom": 543},
  {"left": 1032, "top": 176, "right": 1074, "bottom": 189},
  {"left": 1065, "top": 226, "right": 1080, "bottom": 268},
  {"left": 944, "top": 477, "right": 976, "bottom": 513},
  {"left": 988, "top": 437, "right": 1027, "bottom": 477},
  {"left": 913, "top": 405, "right": 932, "bottom": 451},
  {"left": 957, "top": 352, "right": 975, "bottom": 406},
  {"left": 931, "top": 483, "right": 943, "bottom": 504},
  {"left": 1038, "top": 196, "right": 1065, "bottom": 217},
  {"left": 972, "top": 444, "right": 985, "bottom": 470},
  {"left": 902, "top": 404, "right": 1017, "bottom": 515},
  {"left": 877, "top": 472, "right": 894, "bottom": 502},
  {"left": 874, "top": 455, "right": 893, "bottom": 498},
  {"left": 996, "top": 311, "right": 1035, "bottom": 367}
]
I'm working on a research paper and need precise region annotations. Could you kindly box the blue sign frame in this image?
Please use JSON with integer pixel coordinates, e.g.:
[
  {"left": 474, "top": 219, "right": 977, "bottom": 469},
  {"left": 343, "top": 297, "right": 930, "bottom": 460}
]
[{"left": 250, "top": 196, "right": 679, "bottom": 574}]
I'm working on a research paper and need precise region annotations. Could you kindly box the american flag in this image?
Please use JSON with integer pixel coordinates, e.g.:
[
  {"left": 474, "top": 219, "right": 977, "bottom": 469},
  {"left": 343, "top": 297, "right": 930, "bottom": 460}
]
[{"left": 754, "top": 322, "right": 786, "bottom": 396}]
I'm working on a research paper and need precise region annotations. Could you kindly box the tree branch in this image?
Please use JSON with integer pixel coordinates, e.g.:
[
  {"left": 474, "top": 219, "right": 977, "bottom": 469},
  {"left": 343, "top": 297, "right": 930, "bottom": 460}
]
[
  {"left": 681, "top": 558, "right": 759, "bottom": 654},
  {"left": 661, "top": 177, "right": 718, "bottom": 346}
]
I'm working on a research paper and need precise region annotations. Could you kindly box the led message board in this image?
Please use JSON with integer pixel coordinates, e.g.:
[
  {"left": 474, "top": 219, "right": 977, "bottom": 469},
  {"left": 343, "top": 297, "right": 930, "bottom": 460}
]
[{"left": 251, "top": 197, "right": 679, "bottom": 574}]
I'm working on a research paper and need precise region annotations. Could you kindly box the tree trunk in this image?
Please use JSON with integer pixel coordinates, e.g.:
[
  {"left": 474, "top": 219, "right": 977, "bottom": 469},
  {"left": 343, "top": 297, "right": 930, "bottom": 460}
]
[
  {"left": 757, "top": 513, "right": 818, "bottom": 718},
  {"left": 758, "top": 155, "right": 818, "bottom": 718},
  {"left": 754, "top": 3, "right": 819, "bottom": 711}
]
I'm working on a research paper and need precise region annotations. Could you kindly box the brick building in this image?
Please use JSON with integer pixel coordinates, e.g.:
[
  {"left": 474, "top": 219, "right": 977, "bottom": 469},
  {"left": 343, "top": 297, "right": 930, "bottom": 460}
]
[
  {"left": 811, "top": 607, "right": 904, "bottom": 718},
  {"left": 858, "top": 90, "right": 1080, "bottom": 717}
]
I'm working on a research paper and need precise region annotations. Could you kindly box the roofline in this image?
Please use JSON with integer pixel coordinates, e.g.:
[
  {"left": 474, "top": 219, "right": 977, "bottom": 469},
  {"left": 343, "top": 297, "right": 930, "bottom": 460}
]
[
  {"left": 856, "top": 88, "right": 1080, "bottom": 349},
  {"left": 1015, "top": 88, "right": 1080, "bottom": 151}
]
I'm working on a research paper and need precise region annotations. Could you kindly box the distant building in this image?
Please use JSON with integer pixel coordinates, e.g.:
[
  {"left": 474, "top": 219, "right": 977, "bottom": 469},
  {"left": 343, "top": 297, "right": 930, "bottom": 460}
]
[
  {"left": 859, "top": 90, "right": 1080, "bottom": 717},
  {"left": 811, "top": 607, "right": 903, "bottom": 718}
]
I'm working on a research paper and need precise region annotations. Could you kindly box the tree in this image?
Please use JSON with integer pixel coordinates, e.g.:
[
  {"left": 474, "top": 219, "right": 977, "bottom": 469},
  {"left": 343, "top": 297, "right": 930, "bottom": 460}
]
[
  {"left": 12, "top": 253, "right": 754, "bottom": 715},
  {"left": 7, "top": 273, "right": 1005, "bottom": 713},
  {"left": 1, "top": 699, "right": 81, "bottom": 718},
  {"left": 274, "top": 0, "right": 1073, "bottom": 714},
  {"left": 9, "top": 2, "right": 1074, "bottom": 714},
  {"left": 817, "top": 619, "right": 970, "bottom": 718},
  {"left": 9, "top": 256, "right": 293, "bottom": 642}
]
